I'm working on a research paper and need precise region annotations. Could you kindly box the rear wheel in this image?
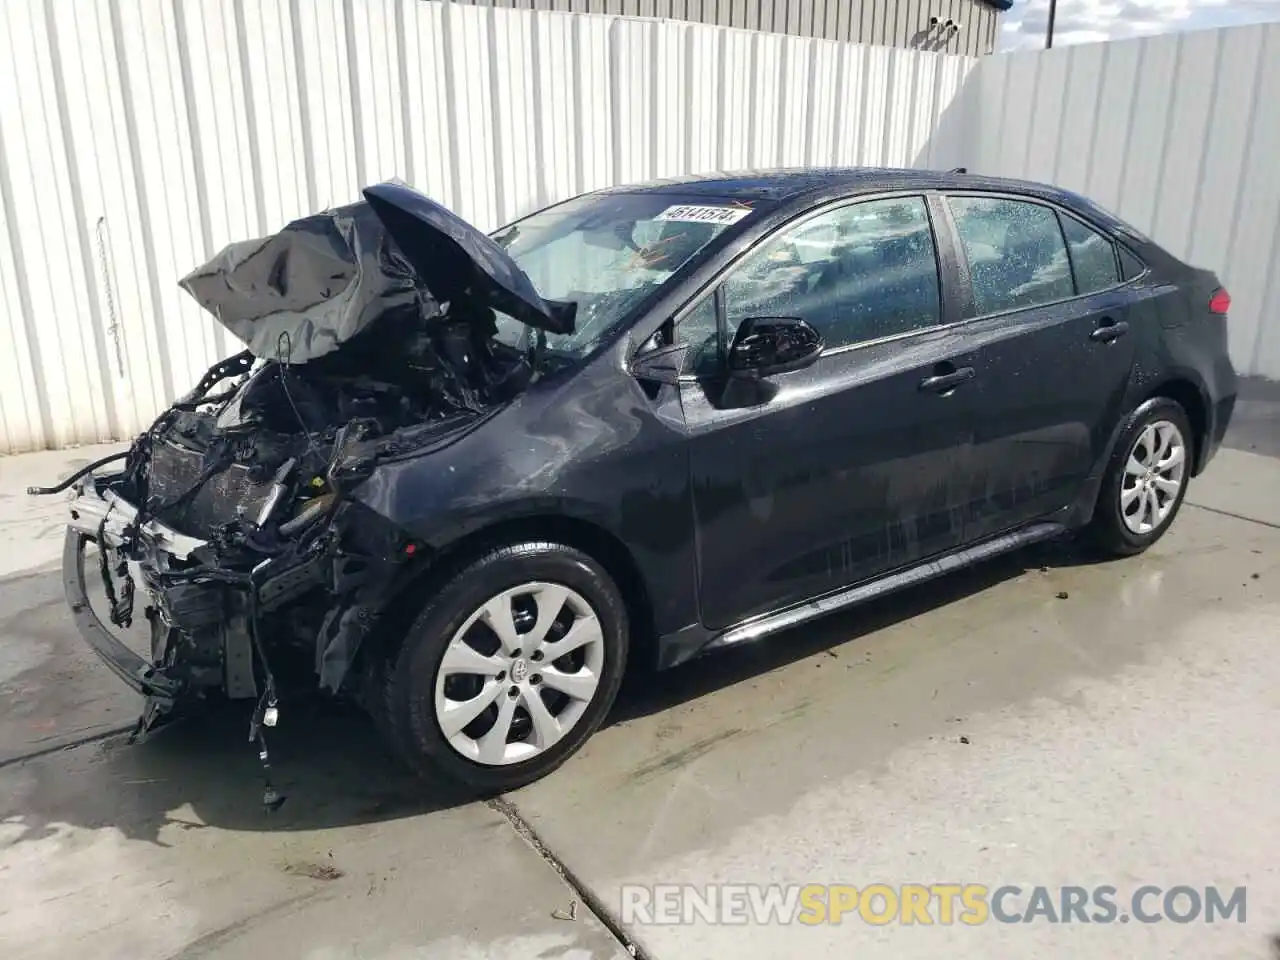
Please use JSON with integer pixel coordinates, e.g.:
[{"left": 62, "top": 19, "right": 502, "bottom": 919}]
[
  {"left": 1089, "top": 398, "right": 1193, "bottom": 556},
  {"left": 381, "top": 541, "right": 628, "bottom": 792}
]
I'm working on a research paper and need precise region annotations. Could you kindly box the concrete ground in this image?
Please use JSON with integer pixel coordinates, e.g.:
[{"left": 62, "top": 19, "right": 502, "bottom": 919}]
[{"left": 1, "top": 399, "right": 1277, "bottom": 959}]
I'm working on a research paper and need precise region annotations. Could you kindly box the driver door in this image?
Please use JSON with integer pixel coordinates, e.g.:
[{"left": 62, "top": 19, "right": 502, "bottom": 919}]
[{"left": 678, "top": 195, "right": 978, "bottom": 630}]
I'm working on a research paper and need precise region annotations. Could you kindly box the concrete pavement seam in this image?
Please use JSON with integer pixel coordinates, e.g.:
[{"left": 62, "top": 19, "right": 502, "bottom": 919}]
[
  {"left": 488, "top": 796, "right": 648, "bottom": 960},
  {"left": 0, "top": 723, "right": 133, "bottom": 771},
  {"left": 1186, "top": 501, "right": 1280, "bottom": 531}
]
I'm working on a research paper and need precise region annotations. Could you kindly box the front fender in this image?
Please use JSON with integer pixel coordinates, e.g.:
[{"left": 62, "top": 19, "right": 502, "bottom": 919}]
[{"left": 349, "top": 425, "right": 614, "bottom": 551}]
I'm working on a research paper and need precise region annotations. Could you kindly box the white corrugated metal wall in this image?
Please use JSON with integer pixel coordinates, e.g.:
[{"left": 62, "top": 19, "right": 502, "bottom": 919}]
[
  {"left": 448, "top": 0, "right": 1003, "bottom": 56},
  {"left": 0, "top": 0, "right": 975, "bottom": 453},
  {"left": 1, "top": 3, "right": 1277, "bottom": 454},
  {"left": 973, "top": 27, "right": 1280, "bottom": 399}
]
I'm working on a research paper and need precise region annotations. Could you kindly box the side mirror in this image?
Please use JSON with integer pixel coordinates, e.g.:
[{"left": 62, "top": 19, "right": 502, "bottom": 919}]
[
  {"left": 727, "top": 317, "right": 824, "bottom": 378},
  {"left": 630, "top": 341, "right": 687, "bottom": 386}
]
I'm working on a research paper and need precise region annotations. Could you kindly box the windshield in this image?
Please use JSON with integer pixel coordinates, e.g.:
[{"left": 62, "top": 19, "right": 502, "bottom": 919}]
[{"left": 489, "top": 192, "right": 759, "bottom": 359}]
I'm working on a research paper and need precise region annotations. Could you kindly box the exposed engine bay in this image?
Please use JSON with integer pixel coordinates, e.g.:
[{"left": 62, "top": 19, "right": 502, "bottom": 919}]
[{"left": 36, "top": 182, "right": 575, "bottom": 805}]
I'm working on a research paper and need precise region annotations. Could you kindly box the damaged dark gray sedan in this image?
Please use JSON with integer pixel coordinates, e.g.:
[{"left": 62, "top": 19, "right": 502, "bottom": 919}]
[{"left": 42, "top": 170, "right": 1237, "bottom": 793}]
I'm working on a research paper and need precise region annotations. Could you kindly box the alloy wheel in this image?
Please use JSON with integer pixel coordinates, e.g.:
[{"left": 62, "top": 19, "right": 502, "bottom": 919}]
[
  {"left": 433, "top": 582, "right": 605, "bottom": 766},
  {"left": 1119, "top": 419, "right": 1187, "bottom": 535}
]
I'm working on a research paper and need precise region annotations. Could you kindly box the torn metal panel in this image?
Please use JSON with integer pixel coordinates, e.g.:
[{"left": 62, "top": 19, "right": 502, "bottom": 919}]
[
  {"left": 180, "top": 197, "right": 430, "bottom": 364},
  {"left": 362, "top": 181, "right": 577, "bottom": 336},
  {"left": 180, "top": 180, "right": 576, "bottom": 367}
]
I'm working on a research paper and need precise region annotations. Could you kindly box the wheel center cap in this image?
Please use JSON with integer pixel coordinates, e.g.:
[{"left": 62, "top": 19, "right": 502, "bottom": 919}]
[{"left": 510, "top": 658, "right": 530, "bottom": 683}]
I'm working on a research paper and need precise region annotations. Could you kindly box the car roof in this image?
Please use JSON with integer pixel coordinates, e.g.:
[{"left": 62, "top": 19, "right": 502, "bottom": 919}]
[
  {"left": 594, "top": 167, "right": 1139, "bottom": 239},
  {"left": 597, "top": 166, "right": 1075, "bottom": 205}
]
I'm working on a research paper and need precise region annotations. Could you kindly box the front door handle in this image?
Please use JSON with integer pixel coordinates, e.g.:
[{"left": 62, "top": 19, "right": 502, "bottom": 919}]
[
  {"left": 918, "top": 366, "right": 975, "bottom": 394},
  {"left": 1090, "top": 318, "right": 1130, "bottom": 343}
]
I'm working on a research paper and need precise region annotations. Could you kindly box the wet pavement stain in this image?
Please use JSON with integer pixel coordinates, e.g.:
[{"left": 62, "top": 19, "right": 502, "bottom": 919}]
[
  {"left": 626, "top": 728, "right": 744, "bottom": 784},
  {"left": 282, "top": 860, "right": 345, "bottom": 882}
]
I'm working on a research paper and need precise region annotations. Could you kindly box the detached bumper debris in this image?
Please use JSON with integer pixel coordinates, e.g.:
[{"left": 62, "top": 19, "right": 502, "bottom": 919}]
[{"left": 35, "top": 181, "right": 576, "bottom": 804}]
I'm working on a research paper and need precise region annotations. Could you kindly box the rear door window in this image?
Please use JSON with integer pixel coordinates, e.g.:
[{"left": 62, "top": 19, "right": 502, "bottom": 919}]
[
  {"left": 1059, "top": 213, "right": 1119, "bottom": 294},
  {"left": 947, "top": 196, "right": 1073, "bottom": 315}
]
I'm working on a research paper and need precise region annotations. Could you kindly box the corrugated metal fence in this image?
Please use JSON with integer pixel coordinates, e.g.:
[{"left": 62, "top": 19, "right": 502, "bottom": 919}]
[
  {"left": 0, "top": 0, "right": 974, "bottom": 453},
  {"left": 448, "top": 0, "right": 1002, "bottom": 56},
  {"left": 972, "top": 27, "right": 1280, "bottom": 403},
  {"left": 0, "top": 2, "right": 1277, "bottom": 453}
]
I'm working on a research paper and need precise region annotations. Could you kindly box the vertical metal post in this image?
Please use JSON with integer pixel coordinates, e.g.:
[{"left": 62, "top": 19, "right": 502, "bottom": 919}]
[{"left": 1046, "top": 0, "right": 1059, "bottom": 48}]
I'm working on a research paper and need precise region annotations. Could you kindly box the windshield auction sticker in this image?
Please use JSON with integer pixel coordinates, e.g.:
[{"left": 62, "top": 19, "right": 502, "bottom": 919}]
[{"left": 654, "top": 204, "right": 753, "bottom": 225}]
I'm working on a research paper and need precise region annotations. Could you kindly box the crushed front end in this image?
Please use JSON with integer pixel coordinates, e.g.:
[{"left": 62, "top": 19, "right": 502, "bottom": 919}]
[
  {"left": 38, "top": 182, "right": 574, "bottom": 801},
  {"left": 58, "top": 414, "right": 427, "bottom": 806}
]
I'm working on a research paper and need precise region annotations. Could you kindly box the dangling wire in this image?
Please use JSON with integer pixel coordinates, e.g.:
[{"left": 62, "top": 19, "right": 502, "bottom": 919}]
[
  {"left": 275, "top": 331, "right": 320, "bottom": 461},
  {"left": 247, "top": 567, "right": 285, "bottom": 810}
]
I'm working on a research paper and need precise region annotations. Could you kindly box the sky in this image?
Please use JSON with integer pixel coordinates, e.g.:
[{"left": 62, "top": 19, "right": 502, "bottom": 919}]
[{"left": 1000, "top": 0, "right": 1280, "bottom": 49}]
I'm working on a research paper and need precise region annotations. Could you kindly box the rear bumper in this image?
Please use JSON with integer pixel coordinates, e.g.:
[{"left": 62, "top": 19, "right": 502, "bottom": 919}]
[
  {"left": 1200, "top": 392, "right": 1236, "bottom": 471},
  {"left": 1197, "top": 356, "right": 1238, "bottom": 474},
  {"left": 62, "top": 527, "right": 180, "bottom": 702}
]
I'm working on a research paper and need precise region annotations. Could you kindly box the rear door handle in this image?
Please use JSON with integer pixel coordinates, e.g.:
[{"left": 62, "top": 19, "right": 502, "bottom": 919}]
[
  {"left": 918, "top": 366, "right": 975, "bottom": 394},
  {"left": 1090, "top": 318, "right": 1130, "bottom": 343}
]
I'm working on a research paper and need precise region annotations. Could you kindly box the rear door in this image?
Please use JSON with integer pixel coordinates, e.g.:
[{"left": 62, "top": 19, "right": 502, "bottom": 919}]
[
  {"left": 941, "top": 194, "right": 1138, "bottom": 540},
  {"left": 677, "top": 194, "right": 978, "bottom": 629}
]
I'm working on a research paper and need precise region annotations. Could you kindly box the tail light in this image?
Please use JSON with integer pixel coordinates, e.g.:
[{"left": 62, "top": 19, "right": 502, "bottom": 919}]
[{"left": 1208, "top": 287, "right": 1231, "bottom": 315}]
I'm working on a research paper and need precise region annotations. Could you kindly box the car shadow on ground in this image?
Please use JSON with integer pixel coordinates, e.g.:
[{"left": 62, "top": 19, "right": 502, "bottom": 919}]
[
  {"left": 1224, "top": 375, "right": 1280, "bottom": 459},
  {"left": 606, "top": 533, "right": 1102, "bottom": 726},
  {"left": 3, "top": 533, "right": 1099, "bottom": 845},
  {"left": 0, "top": 697, "right": 477, "bottom": 847}
]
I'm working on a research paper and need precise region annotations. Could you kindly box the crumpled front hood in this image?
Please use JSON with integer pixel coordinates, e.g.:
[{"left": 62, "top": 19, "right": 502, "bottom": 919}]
[
  {"left": 362, "top": 182, "right": 576, "bottom": 336},
  {"left": 180, "top": 181, "right": 574, "bottom": 364}
]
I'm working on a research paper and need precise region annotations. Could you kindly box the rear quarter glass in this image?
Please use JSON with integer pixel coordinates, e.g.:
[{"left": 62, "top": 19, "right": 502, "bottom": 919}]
[
  {"left": 1061, "top": 189, "right": 1153, "bottom": 244},
  {"left": 1120, "top": 246, "right": 1146, "bottom": 280}
]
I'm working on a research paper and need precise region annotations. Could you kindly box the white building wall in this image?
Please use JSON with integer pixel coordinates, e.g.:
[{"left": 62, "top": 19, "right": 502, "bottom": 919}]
[
  {"left": 1, "top": 2, "right": 1276, "bottom": 454},
  {"left": 972, "top": 27, "right": 1280, "bottom": 395},
  {"left": 0, "top": 0, "right": 975, "bottom": 453}
]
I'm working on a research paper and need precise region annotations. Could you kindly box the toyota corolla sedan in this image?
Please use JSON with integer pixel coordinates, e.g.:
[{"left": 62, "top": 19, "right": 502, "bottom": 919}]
[{"left": 40, "top": 169, "right": 1237, "bottom": 796}]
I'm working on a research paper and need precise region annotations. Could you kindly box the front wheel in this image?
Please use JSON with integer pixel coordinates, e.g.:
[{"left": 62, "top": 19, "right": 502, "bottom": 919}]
[
  {"left": 1089, "top": 397, "right": 1194, "bottom": 557},
  {"left": 381, "top": 541, "right": 628, "bottom": 792}
]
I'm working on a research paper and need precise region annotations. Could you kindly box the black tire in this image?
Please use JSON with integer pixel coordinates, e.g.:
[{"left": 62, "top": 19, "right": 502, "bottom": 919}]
[
  {"left": 381, "top": 541, "right": 628, "bottom": 793},
  {"left": 1088, "top": 397, "right": 1194, "bottom": 557}
]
